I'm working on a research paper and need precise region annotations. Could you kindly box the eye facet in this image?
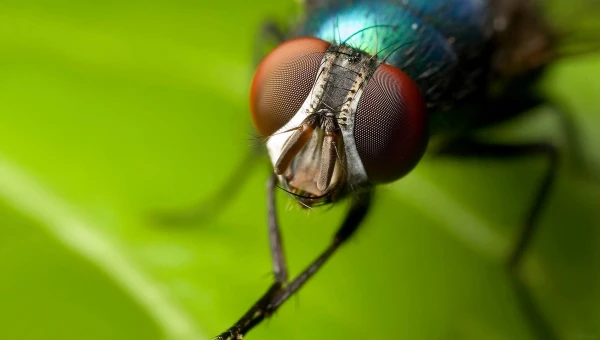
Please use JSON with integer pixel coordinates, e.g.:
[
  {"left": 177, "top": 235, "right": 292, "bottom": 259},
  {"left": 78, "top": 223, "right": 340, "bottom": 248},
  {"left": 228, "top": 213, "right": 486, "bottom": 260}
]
[
  {"left": 354, "top": 64, "right": 428, "bottom": 184},
  {"left": 250, "top": 37, "right": 330, "bottom": 137}
]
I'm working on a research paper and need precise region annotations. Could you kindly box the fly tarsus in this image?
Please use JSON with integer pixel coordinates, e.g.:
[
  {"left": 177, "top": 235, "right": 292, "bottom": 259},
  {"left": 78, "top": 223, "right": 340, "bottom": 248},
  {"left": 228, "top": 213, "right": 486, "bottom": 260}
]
[{"left": 215, "top": 283, "right": 279, "bottom": 339}]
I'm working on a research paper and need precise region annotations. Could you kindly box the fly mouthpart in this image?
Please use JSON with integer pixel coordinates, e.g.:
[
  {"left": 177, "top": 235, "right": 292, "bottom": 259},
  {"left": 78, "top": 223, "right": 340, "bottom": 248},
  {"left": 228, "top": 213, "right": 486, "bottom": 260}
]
[
  {"left": 276, "top": 185, "right": 334, "bottom": 208},
  {"left": 274, "top": 115, "right": 319, "bottom": 175},
  {"left": 317, "top": 122, "right": 340, "bottom": 191},
  {"left": 273, "top": 113, "right": 344, "bottom": 200}
]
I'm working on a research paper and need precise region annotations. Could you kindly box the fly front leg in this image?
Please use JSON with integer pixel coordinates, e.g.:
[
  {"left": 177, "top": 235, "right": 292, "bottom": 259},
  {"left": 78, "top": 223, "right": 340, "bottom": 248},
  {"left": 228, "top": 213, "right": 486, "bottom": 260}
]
[
  {"left": 216, "top": 175, "right": 288, "bottom": 340},
  {"left": 217, "top": 181, "right": 372, "bottom": 339},
  {"left": 437, "top": 138, "right": 559, "bottom": 340}
]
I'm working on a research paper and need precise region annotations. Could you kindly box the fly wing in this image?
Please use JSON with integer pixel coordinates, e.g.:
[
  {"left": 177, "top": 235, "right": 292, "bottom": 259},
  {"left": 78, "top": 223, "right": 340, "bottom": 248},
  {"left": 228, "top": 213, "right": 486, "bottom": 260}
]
[
  {"left": 491, "top": 0, "right": 600, "bottom": 76},
  {"left": 490, "top": 0, "right": 556, "bottom": 76}
]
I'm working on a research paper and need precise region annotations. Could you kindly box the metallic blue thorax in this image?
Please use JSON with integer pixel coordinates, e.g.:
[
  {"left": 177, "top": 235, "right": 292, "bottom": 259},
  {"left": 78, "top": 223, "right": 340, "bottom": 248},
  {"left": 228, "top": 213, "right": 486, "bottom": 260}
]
[{"left": 298, "top": 0, "right": 494, "bottom": 106}]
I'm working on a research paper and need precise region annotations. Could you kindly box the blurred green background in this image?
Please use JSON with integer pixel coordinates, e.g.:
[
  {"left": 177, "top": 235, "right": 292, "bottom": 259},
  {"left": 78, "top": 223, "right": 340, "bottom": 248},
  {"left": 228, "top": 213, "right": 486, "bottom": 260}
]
[{"left": 0, "top": 1, "right": 599, "bottom": 339}]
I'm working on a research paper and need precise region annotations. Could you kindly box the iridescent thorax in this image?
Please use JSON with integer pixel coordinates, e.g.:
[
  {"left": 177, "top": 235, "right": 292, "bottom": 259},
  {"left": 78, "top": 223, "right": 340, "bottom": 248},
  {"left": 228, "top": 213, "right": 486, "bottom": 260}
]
[{"left": 300, "top": 0, "right": 493, "bottom": 105}]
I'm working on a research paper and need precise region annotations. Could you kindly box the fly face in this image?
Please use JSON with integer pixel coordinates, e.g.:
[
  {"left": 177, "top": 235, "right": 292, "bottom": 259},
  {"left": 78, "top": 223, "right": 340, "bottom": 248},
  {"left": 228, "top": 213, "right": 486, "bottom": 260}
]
[{"left": 250, "top": 37, "right": 428, "bottom": 207}]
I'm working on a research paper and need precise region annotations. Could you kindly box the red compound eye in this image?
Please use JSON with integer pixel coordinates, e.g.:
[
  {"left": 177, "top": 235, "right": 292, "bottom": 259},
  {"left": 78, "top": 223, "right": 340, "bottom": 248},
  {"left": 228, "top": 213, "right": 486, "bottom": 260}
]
[
  {"left": 250, "top": 37, "right": 330, "bottom": 137},
  {"left": 354, "top": 64, "right": 428, "bottom": 183}
]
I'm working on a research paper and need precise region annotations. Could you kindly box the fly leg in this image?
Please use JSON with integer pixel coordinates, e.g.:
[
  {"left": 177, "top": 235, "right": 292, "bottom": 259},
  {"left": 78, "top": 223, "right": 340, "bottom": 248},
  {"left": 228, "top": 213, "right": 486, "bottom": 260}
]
[
  {"left": 216, "top": 175, "right": 287, "bottom": 340},
  {"left": 155, "top": 144, "right": 264, "bottom": 225},
  {"left": 217, "top": 178, "right": 372, "bottom": 339},
  {"left": 437, "top": 139, "right": 559, "bottom": 340},
  {"left": 154, "top": 20, "right": 286, "bottom": 226},
  {"left": 253, "top": 20, "right": 287, "bottom": 65}
]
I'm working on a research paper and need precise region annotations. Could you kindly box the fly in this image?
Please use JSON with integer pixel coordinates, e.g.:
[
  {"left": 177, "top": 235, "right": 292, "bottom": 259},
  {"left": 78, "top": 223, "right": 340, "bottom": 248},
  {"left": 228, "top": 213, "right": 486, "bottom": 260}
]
[{"left": 197, "top": 0, "right": 584, "bottom": 338}]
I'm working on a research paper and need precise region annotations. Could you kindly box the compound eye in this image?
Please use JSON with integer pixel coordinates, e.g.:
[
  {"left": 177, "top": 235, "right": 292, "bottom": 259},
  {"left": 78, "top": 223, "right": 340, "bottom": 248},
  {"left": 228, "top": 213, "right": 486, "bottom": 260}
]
[
  {"left": 250, "top": 37, "right": 330, "bottom": 137},
  {"left": 354, "top": 64, "right": 428, "bottom": 183}
]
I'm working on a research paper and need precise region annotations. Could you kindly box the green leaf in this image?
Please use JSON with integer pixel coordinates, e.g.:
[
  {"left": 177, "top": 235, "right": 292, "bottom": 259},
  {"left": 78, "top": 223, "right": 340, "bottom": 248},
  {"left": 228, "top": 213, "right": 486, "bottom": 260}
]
[{"left": 0, "top": 1, "right": 598, "bottom": 339}]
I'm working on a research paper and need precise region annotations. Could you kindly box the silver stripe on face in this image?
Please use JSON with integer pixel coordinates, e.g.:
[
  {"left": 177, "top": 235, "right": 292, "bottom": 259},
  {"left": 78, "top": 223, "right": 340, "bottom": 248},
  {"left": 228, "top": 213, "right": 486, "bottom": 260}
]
[{"left": 266, "top": 44, "right": 380, "bottom": 204}]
